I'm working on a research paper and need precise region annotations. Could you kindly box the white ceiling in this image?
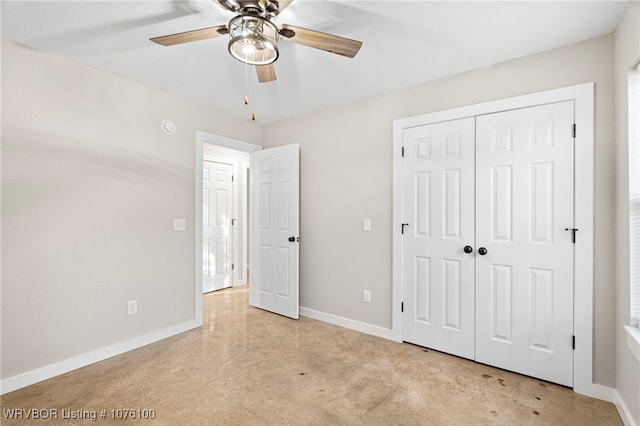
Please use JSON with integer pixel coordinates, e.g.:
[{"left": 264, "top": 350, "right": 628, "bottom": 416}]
[{"left": 1, "top": 0, "right": 629, "bottom": 124}]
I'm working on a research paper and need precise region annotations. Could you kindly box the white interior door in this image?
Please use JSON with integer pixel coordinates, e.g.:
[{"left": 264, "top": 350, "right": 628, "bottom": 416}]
[
  {"left": 203, "top": 160, "right": 233, "bottom": 293},
  {"left": 402, "top": 118, "right": 476, "bottom": 360},
  {"left": 475, "top": 101, "right": 575, "bottom": 386},
  {"left": 250, "top": 144, "right": 299, "bottom": 319}
]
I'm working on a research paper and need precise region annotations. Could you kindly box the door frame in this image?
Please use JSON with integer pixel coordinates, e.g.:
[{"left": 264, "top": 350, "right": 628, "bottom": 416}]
[
  {"left": 194, "top": 131, "right": 262, "bottom": 323},
  {"left": 392, "top": 83, "right": 594, "bottom": 396}
]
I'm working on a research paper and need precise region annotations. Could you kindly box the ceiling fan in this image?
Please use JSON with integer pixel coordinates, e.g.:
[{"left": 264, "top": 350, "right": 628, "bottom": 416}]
[{"left": 150, "top": 0, "right": 363, "bottom": 83}]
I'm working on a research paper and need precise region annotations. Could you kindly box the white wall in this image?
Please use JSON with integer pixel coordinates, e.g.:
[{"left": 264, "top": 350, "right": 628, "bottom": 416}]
[
  {"left": 614, "top": 2, "right": 640, "bottom": 424},
  {"left": 0, "top": 42, "right": 261, "bottom": 384},
  {"left": 263, "top": 35, "right": 617, "bottom": 387}
]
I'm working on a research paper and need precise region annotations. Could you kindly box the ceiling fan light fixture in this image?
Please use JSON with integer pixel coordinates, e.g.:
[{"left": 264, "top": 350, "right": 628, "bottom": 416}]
[{"left": 228, "top": 15, "right": 279, "bottom": 65}]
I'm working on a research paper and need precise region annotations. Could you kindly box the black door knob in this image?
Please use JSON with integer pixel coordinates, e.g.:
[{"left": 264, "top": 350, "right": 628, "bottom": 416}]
[
  {"left": 478, "top": 247, "right": 488, "bottom": 256},
  {"left": 463, "top": 245, "right": 473, "bottom": 254},
  {"left": 288, "top": 236, "right": 296, "bottom": 242}
]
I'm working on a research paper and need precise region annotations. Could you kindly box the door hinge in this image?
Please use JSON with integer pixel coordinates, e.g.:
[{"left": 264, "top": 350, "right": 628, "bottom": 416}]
[
  {"left": 572, "top": 335, "right": 575, "bottom": 350},
  {"left": 401, "top": 146, "right": 405, "bottom": 157},
  {"left": 401, "top": 223, "right": 409, "bottom": 234},
  {"left": 232, "top": 175, "right": 235, "bottom": 182},
  {"left": 401, "top": 302, "right": 404, "bottom": 313},
  {"left": 232, "top": 263, "right": 235, "bottom": 270},
  {"left": 572, "top": 124, "right": 576, "bottom": 138}
]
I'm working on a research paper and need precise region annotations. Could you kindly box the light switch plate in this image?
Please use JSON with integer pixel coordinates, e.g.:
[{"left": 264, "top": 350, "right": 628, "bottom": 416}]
[
  {"left": 173, "top": 219, "right": 186, "bottom": 232},
  {"left": 363, "top": 218, "right": 372, "bottom": 232}
]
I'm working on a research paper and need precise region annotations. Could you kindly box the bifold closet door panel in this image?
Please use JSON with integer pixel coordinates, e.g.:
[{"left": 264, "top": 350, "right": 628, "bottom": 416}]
[
  {"left": 474, "top": 101, "right": 575, "bottom": 387},
  {"left": 401, "top": 117, "right": 476, "bottom": 360}
]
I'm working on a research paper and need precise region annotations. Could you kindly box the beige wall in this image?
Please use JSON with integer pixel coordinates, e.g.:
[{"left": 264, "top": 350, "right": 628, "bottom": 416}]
[
  {"left": 264, "top": 35, "right": 617, "bottom": 386},
  {"left": 0, "top": 42, "right": 261, "bottom": 380},
  {"left": 614, "top": 2, "right": 640, "bottom": 424}
]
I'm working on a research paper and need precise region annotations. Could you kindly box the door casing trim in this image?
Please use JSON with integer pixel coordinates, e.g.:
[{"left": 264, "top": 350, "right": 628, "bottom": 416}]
[{"left": 392, "top": 83, "right": 594, "bottom": 396}]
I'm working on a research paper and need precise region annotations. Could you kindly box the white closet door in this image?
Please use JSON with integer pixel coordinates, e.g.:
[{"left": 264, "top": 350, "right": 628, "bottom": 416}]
[
  {"left": 402, "top": 117, "right": 476, "bottom": 360},
  {"left": 475, "top": 101, "right": 575, "bottom": 386},
  {"left": 203, "top": 161, "right": 233, "bottom": 293}
]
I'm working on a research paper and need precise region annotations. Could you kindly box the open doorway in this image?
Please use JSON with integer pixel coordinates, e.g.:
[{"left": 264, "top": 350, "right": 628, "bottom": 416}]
[
  {"left": 202, "top": 146, "right": 249, "bottom": 291},
  {"left": 194, "top": 131, "right": 262, "bottom": 320}
]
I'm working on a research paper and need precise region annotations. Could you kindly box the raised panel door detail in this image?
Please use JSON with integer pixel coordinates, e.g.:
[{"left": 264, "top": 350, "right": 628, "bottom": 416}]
[
  {"left": 277, "top": 248, "right": 290, "bottom": 297},
  {"left": 529, "top": 268, "right": 554, "bottom": 352},
  {"left": 216, "top": 238, "right": 227, "bottom": 275},
  {"left": 416, "top": 137, "right": 431, "bottom": 160},
  {"left": 415, "top": 172, "right": 431, "bottom": 237},
  {"left": 444, "top": 133, "right": 461, "bottom": 158},
  {"left": 530, "top": 163, "right": 554, "bottom": 244},
  {"left": 443, "top": 169, "right": 461, "bottom": 239},
  {"left": 260, "top": 159, "right": 271, "bottom": 174},
  {"left": 215, "top": 169, "right": 228, "bottom": 183},
  {"left": 277, "top": 182, "right": 289, "bottom": 231},
  {"left": 530, "top": 122, "right": 554, "bottom": 149},
  {"left": 490, "top": 127, "right": 512, "bottom": 154},
  {"left": 415, "top": 257, "right": 431, "bottom": 323},
  {"left": 491, "top": 264, "right": 512, "bottom": 343},
  {"left": 279, "top": 156, "right": 290, "bottom": 171},
  {"left": 259, "top": 246, "right": 271, "bottom": 292},
  {"left": 215, "top": 189, "right": 227, "bottom": 227},
  {"left": 491, "top": 166, "right": 512, "bottom": 242},
  {"left": 443, "top": 259, "right": 461, "bottom": 330},
  {"left": 259, "top": 183, "right": 271, "bottom": 230}
]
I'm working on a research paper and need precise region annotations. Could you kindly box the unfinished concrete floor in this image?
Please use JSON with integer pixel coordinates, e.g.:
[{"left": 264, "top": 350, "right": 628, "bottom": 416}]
[{"left": 1, "top": 286, "right": 622, "bottom": 425}]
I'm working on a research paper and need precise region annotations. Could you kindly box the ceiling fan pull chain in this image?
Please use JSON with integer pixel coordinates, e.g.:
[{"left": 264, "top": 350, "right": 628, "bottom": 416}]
[
  {"left": 252, "top": 67, "right": 257, "bottom": 121},
  {"left": 244, "top": 60, "right": 249, "bottom": 105}
]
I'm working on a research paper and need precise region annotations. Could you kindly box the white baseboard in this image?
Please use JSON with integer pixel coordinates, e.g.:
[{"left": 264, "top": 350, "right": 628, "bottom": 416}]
[
  {"left": 0, "top": 320, "right": 200, "bottom": 396},
  {"left": 300, "top": 307, "right": 394, "bottom": 341},
  {"left": 614, "top": 390, "right": 638, "bottom": 426},
  {"left": 589, "top": 384, "right": 637, "bottom": 426},
  {"left": 589, "top": 383, "right": 616, "bottom": 402}
]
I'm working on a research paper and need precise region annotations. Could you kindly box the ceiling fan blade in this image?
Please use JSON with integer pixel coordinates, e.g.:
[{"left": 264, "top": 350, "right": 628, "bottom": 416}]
[
  {"left": 256, "top": 64, "right": 277, "bottom": 83},
  {"left": 279, "top": 24, "right": 362, "bottom": 58},
  {"left": 150, "top": 25, "right": 228, "bottom": 46}
]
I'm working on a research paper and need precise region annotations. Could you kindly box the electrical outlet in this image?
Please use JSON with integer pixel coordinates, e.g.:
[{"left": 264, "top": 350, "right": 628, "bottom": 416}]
[
  {"left": 128, "top": 300, "right": 138, "bottom": 315},
  {"left": 363, "top": 290, "right": 371, "bottom": 303}
]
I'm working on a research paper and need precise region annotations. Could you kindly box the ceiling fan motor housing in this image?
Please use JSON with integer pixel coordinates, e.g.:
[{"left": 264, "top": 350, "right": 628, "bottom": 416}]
[{"left": 216, "top": 0, "right": 281, "bottom": 17}]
